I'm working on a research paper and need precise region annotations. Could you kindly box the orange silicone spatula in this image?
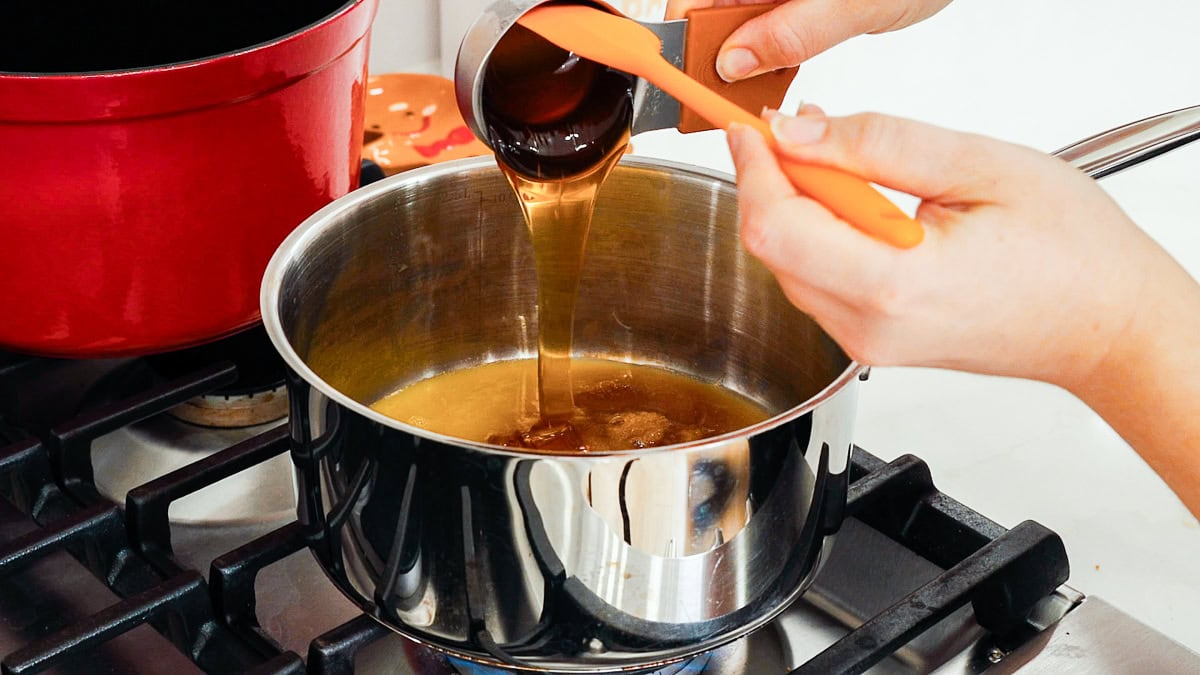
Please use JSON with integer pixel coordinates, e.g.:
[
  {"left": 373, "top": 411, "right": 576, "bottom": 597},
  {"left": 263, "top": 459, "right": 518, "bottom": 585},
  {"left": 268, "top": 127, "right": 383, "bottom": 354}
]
[{"left": 517, "top": 4, "right": 924, "bottom": 248}]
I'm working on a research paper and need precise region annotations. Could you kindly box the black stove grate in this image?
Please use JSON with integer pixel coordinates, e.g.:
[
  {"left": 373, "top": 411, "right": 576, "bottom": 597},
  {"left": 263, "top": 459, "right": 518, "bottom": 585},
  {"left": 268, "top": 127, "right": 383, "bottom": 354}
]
[
  {"left": 0, "top": 355, "right": 1069, "bottom": 674},
  {"left": 793, "top": 454, "right": 1069, "bottom": 674}
]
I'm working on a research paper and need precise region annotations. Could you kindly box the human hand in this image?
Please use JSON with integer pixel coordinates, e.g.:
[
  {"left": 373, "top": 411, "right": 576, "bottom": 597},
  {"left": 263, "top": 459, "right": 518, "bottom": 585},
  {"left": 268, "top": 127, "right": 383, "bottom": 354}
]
[
  {"left": 728, "top": 107, "right": 1200, "bottom": 519},
  {"left": 726, "top": 107, "right": 1180, "bottom": 393},
  {"left": 664, "top": 0, "right": 953, "bottom": 81}
]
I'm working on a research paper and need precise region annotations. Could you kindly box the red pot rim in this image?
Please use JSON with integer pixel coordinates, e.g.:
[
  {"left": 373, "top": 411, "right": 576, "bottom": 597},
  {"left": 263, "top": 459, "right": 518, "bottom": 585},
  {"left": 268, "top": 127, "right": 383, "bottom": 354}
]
[{"left": 0, "top": 0, "right": 377, "bottom": 122}]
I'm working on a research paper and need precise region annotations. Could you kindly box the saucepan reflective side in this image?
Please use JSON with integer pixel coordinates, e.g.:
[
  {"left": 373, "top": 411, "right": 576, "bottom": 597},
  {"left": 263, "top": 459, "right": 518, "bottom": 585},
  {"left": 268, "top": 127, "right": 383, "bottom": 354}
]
[{"left": 261, "top": 156, "right": 862, "bottom": 672}]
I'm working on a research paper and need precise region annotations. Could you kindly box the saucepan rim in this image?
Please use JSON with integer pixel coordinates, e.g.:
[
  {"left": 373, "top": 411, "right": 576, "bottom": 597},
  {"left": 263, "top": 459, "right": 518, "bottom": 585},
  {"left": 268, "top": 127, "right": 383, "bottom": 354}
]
[{"left": 260, "top": 154, "right": 865, "bottom": 459}]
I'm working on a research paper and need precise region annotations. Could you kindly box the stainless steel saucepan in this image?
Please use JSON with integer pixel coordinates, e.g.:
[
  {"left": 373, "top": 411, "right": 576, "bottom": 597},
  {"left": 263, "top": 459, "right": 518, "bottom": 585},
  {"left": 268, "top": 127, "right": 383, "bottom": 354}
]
[{"left": 261, "top": 157, "right": 860, "bottom": 672}]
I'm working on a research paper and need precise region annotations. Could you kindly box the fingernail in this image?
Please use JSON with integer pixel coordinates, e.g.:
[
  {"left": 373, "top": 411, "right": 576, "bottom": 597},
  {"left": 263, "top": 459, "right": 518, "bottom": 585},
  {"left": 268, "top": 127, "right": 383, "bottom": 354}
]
[
  {"left": 798, "top": 102, "right": 826, "bottom": 117},
  {"left": 771, "top": 112, "right": 828, "bottom": 145},
  {"left": 717, "top": 48, "right": 759, "bottom": 82},
  {"left": 726, "top": 122, "right": 748, "bottom": 153}
]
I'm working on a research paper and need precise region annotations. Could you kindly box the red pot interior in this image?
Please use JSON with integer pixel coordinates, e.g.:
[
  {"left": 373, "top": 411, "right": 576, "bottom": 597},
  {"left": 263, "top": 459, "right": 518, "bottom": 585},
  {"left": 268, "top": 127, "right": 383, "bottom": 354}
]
[{"left": 0, "top": 1, "right": 349, "bottom": 74}]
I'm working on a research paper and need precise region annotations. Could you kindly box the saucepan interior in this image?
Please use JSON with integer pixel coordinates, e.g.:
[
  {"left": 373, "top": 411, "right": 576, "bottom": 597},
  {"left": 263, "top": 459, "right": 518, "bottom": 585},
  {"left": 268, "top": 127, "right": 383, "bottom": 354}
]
[{"left": 271, "top": 156, "right": 854, "bottom": 445}]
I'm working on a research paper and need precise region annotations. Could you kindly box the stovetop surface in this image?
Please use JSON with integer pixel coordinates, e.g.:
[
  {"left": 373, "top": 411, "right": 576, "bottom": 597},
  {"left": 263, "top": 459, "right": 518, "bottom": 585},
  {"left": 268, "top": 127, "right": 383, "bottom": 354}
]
[{"left": 0, "top": 347, "right": 1197, "bottom": 674}]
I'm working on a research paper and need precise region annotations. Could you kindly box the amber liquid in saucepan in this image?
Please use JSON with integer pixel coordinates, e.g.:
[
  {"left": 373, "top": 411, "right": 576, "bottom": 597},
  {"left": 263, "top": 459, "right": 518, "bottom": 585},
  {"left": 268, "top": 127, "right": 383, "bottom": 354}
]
[
  {"left": 372, "top": 359, "right": 768, "bottom": 451},
  {"left": 370, "top": 25, "right": 770, "bottom": 451}
]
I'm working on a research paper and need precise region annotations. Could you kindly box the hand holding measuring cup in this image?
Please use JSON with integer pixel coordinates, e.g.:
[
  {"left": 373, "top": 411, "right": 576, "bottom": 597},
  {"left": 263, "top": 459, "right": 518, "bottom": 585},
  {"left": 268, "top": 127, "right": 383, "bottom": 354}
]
[{"left": 665, "top": 0, "right": 953, "bottom": 81}]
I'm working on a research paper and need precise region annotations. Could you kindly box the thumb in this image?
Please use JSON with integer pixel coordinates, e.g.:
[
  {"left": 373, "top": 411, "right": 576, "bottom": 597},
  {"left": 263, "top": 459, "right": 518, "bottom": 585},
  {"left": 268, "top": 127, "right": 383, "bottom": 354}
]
[
  {"left": 726, "top": 124, "right": 894, "bottom": 291},
  {"left": 718, "top": 0, "right": 877, "bottom": 81},
  {"left": 768, "top": 110, "right": 1038, "bottom": 204}
]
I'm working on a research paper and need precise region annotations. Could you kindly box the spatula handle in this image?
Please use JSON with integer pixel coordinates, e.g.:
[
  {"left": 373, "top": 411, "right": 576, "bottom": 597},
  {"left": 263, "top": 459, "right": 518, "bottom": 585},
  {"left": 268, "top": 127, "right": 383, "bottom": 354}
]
[
  {"left": 648, "top": 60, "right": 924, "bottom": 248},
  {"left": 775, "top": 159, "right": 925, "bottom": 247}
]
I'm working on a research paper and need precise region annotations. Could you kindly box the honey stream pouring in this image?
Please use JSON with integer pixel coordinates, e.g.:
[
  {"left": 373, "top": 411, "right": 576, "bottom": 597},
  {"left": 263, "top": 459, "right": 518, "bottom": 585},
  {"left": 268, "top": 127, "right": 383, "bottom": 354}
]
[{"left": 514, "top": 3, "right": 925, "bottom": 248}]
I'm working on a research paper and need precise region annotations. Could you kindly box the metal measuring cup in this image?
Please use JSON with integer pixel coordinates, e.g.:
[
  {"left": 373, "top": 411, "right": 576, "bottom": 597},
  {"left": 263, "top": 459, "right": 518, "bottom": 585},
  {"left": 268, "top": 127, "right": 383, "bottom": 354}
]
[{"left": 454, "top": 0, "right": 797, "bottom": 145}]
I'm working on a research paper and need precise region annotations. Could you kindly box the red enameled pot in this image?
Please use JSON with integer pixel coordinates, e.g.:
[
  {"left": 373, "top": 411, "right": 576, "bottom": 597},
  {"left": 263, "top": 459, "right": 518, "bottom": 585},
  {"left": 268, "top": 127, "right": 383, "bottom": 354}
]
[{"left": 0, "top": 0, "right": 378, "bottom": 357}]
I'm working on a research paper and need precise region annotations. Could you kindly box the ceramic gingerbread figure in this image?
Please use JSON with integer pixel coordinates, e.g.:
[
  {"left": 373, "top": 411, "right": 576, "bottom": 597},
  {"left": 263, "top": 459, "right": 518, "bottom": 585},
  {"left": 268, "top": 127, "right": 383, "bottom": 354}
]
[{"left": 363, "top": 73, "right": 491, "bottom": 175}]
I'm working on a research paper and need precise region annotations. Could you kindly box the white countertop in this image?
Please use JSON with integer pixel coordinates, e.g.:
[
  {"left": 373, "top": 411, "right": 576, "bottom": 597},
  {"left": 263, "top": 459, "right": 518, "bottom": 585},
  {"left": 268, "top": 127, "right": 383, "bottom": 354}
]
[{"left": 630, "top": 0, "right": 1200, "bottom": 656}]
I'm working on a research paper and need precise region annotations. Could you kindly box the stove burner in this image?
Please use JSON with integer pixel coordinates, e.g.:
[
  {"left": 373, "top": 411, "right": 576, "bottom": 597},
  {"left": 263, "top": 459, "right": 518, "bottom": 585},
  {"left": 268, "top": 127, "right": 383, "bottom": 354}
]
[
  {"left": 441, "top": 630, "right": 740, "bottom": 674},
  {"left": 91, "top": 413, "right": 295, "bottom": 525},
  {"left": 168, "top": 384, "right": 288, "bottom": 428},
  {"left": 446, "top": 653, "right": 715, "bottom": 674},
  {"left": 59, "top": 326, "right": 298, "bottom": 524},
  {"left": 145, "top": 326, "right": 286, "bottom": 397}
]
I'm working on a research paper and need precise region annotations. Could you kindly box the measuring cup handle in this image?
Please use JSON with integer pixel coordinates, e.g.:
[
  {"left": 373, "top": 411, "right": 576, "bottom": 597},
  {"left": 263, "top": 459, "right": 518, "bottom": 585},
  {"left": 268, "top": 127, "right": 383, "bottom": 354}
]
[{"left": 677, "top": 4, "right": 797, "bottom": 134}]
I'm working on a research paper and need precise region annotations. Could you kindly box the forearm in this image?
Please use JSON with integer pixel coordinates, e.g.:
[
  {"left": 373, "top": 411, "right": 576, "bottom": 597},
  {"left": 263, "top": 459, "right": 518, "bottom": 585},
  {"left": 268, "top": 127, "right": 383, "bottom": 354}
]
[{"left": 1067, "top": 256, "right": 1200, "bottom": 520}]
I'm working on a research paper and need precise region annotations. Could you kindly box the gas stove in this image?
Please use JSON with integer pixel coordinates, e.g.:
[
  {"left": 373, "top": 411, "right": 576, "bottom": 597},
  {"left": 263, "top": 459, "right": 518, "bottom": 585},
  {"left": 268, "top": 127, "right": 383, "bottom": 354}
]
[{"left": 0, "top": 335, "right": 1196, "bottom": 674}]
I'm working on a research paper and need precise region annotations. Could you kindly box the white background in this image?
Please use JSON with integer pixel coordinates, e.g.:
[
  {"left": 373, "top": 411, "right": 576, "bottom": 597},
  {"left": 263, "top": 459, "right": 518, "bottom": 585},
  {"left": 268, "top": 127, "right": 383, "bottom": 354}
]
[{"left": 370, "top": 0, "right": 1200, "bottom": 655}]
